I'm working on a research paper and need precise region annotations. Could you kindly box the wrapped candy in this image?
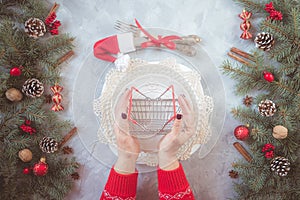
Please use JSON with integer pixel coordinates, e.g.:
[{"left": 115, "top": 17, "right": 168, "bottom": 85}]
[
  {"left": 239, "top": 9, "right": 253, "bottom": 40},
  {"left": 240, "top": 20, "right": 252, "bottom": 40},
  {"left": 50, "top": 84, "right": 64, "bottom": 111}
]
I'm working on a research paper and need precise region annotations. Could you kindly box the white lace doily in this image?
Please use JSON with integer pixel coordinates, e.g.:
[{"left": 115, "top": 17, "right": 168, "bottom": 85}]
[{"left": 93, "top": 58, "right": 213, "bottom": 166}]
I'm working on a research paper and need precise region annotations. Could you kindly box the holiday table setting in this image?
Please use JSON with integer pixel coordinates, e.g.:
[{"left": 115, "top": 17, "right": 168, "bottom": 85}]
[{"left": 0, "top": 0, "right": 299, "bottom": 200}]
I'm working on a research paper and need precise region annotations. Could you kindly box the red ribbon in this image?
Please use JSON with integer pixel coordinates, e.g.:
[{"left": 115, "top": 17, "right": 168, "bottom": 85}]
[{"left": 135, "top": 19, "right": 181, "bottom": 50}]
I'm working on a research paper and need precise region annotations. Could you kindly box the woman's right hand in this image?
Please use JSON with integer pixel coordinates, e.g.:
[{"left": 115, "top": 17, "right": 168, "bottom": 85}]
[{"left": 158, "top": 95, "right": 195, "bottom": 170}]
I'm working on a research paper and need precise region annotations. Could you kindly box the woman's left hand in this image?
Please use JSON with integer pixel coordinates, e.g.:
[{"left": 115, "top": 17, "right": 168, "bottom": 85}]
[{"left": 113, "top": 89, "right": 140, "bottom": 174}]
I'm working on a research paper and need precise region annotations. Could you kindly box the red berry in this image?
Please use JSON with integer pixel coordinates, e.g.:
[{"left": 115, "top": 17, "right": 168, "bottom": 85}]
[
  {"left": 23, "top": 167, "right": 31, "bottom": 174},
  {"left": 263, "top": 71, "right": 274, "bottom": 82},
  {"left": 10, "top": 67, "right": 22, "bottom": 76}
]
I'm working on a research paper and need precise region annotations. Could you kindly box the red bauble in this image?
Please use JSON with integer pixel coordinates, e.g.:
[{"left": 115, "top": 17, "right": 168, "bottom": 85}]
[
  {"left": 33, "top": 157, "right": 48, "bottom": 176},
  {"left": 263, "top": 71, "right": 274, "bottom": 82},
  {"left": 10, "top": 67, "right": 22, "bottom": 76},
  {"left": 23, "top": 167, "right": 31, "bottom": 174},
  {"left": 234, "top": 125, "right": 249, "bottom": 140}
]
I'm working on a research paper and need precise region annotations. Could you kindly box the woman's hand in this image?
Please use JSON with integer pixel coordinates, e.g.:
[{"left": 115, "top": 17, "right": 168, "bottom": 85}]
[
  {"left": 158, "top": 95, "right": 195, "bottom": 170},
  {"left": 113, "top": 89, "right": 140, "bottom": 174}
]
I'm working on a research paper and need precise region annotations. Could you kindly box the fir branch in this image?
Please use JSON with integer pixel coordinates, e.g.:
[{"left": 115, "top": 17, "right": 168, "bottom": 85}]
[
  {"left": 273, "top": 81, "right": 300, "bottom": 97},
  {"left": 233, "top": 0, "right": 266, "bottom": 13}
]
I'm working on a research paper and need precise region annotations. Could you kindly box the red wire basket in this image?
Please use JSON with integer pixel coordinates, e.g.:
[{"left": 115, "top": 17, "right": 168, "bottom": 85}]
[{"left": 128, "top": 85, "right": 180, "bottom": 138}]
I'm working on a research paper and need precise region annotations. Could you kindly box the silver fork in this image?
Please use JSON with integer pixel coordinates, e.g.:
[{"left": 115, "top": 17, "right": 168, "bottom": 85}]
[
  {"left": 114, "top": 20, "right": 201, "bottom": 45},
  {"left": 114, "top": 20, "right": 200, "bottom": 56}
]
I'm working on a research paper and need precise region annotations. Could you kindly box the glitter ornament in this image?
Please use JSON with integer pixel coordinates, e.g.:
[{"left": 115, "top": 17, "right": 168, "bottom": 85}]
[
  {"left": 234, "top": 125, "right": 249, "bottom": 141},
  {"left": 33, "top": 157, "right": 48, "bottom": 176}
]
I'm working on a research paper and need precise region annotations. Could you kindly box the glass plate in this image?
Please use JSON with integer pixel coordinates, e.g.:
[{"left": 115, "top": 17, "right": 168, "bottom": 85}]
[{"left": 72, "top": 28, "right": 225, "bottom": 172}]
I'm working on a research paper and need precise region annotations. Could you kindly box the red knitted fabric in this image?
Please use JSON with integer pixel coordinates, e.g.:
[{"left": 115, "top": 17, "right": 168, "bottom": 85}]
[
  {"left": 100, "top": 167, "right": 138, "bottom": 200},
  {"left": 100, "top": 163, "right": 195, "bottom": 200},
  {"left": 158, "top": 163, "right": 195, "bottom": 200}
]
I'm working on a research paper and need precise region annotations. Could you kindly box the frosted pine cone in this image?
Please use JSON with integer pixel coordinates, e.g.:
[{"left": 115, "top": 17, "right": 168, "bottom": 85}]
[
  {"left": 254, "top": 32, "right": 274, "bottom": 51},
  {"left": 24, "top": 18, "right": 46, "bottom": 38},
  {"left": 39, "top": 137, "right": 58, "bottom": 153},
  {"left": 258, "top": 99, "right": 276, "bottom": 117},
  {"left": 22, "top": 78, "right": 44, "bottom": 98},
  {"left": 270, "top": 156, "right": 291, "bottom": 177}
]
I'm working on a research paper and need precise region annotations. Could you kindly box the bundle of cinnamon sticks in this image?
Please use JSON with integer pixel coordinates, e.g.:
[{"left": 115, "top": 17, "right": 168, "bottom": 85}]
[{"left": 227, "top": 47, "right": 254, "bottom": 66}]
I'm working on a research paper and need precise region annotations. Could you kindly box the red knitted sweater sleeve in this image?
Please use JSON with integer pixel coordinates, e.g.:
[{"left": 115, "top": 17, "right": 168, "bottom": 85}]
[
  {"left": 100, "top": 167, "right": 138, "bottom": 200},
  {"left": 157, "top": 163, "right": 195, "bottom": 200}
]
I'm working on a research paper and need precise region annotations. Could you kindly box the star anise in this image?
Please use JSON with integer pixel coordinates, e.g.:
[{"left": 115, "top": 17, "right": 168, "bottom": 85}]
[
  {"left": 71, "top": 172, "right": 80, "bottom": 180},
  {"left": 243, "top": 95, "right": 253, "bottom": 107},
  {"left": 62, "top": 146, "right": 73, "bottom": 154},
  {"left": 229, "top": 170, "right": 239, "bottom": 178}
]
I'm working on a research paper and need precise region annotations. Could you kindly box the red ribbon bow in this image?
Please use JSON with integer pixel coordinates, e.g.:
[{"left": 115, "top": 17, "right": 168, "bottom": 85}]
[{"left": 135, "top": 19, "right": 181, "bottom": 50}]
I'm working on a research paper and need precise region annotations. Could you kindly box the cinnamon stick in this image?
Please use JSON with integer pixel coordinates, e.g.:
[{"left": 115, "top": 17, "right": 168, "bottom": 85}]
[
  {"left": 59, "top": 127, "right": 77, "bottom": 147},
  {"left": 230, "top": 47, "right": 254, "bottom": 61},
  {"left": 233, "top": 142, "right": 252, "bottom": 162},
  {"left": 228, "top": 52, "right": 250, "bottom": 66},
  {"left": 56, "top": 50, "right": 75, "bottom": 66},
  {"left": 47, "top": 2, "right": 60, "bottom": 18}
]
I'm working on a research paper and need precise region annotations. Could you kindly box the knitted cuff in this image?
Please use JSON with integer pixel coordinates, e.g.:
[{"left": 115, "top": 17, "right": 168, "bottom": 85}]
[
  {"left": 104, "top": 167, "right": 138, "bottom": 197},
  {"left": 157, "top": 163, "right": 190, "bottom": 194}
]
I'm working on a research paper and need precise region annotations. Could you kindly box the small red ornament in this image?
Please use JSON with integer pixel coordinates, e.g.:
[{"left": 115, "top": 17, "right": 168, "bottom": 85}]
[
  {"left": 263, "top": 71, "right": 274, "bottom": 82},
  {"left": 23, "top": 167, "right": 31, "bottom": 174},
  {"left": 33, "top": 157, "right": 48, "bottom": 176},
  {"left": 10, "top": 67, "right": 22, "bottom": 76},
  {"left": 234, "top": 125, "right": 249, "bottom": 140}
]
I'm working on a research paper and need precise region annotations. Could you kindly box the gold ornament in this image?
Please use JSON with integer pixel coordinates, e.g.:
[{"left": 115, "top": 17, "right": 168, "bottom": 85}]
[
  {"left": 5, "top": 88, "right": 23, "bottom": 102},
  {"left": 273, "top": 125, "right": 288, "bottom": 139},
  {"left": 18, "top": 149, "right": 33, "bottom": 162}
]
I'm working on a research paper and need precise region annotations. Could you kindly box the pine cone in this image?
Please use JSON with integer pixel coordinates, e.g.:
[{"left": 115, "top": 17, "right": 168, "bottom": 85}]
[
  {"left": 39, "top": 137, "right": 58, "bottom": 153},
  {"left": 270, "top": 156, "right": 291, "bottom": 177},
  {"left": 24, "top": 18, "right": 46, "bottom": 38},
  {"left": 22, "top": 78, "right": 44, "bottom": 98},
  {"left": 258, "top": 99, "right": 276, "bottom": 117},
  {"left": 254, "top": 32, "right": 275, "bottom": 51}
]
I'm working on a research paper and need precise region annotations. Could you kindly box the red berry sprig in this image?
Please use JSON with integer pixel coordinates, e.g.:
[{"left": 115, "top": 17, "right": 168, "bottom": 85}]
[
  {"left": 45, "top": 12, "right": 61, "bottom": 35},
  {"left": 20, "top": 119, "right": 36, "bottom": 135},
  {"left": 265, "top": 2, "right": 283, "bottom": 21},
  {"left": 262, "top": 143, "right": 275, "bottom": 159}
]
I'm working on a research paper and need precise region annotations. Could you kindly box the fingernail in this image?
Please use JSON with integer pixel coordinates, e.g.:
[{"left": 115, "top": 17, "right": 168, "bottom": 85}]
[
  {"left": 176, "top": 114, "right": 182, "bottom": 120},
  {"left": 121, "top": 113, "right": 127, "bottom": 119}
]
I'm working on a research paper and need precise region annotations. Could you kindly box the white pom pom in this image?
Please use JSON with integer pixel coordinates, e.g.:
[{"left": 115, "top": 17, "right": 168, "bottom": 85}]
[{"left": 114, "top": 53, "right": 130, "bottom": 72}]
